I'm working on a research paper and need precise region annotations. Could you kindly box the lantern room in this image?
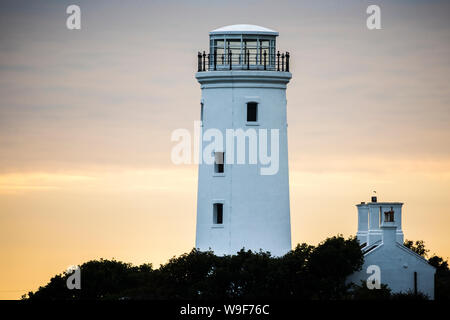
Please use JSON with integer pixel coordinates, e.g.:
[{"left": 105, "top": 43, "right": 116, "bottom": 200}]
[{"left": 197, "top": 24, "right": 290, "bottom": 72}]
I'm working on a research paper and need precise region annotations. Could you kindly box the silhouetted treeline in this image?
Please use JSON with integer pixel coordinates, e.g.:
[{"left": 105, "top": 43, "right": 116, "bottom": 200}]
[
  {"left": 404, "top": 239, "right": 450, "bottom": 300},
  {"left": 24, "top": 235, "right": 450, "bottom": 300}
]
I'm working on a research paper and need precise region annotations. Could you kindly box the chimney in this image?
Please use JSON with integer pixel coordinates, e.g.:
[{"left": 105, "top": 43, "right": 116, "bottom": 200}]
[
  {"left": 381, "top": 223, "right": 397, "bottom": 247},
  {"left": 356, "top": 203, "right": 369, "bottom": 245}
]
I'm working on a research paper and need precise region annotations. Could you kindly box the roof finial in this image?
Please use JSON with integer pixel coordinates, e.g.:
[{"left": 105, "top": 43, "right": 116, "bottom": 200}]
[{"left": 371, "top": 191, "right": 377, "bottom": 203}]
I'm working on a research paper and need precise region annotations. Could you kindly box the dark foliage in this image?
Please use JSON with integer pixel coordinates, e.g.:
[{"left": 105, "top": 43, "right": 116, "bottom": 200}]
[
  {"left": 25, "top": 236, "right": 448, "bottom": 300},
  {"left": 403, "top": 239, "right": 450, "bottom": 300},
  {"left": 349, "top": 281, "right": 431, "bottom": 300},
  {"left": 391, "top": 290, "right": 430, "bottom": 300},
  {"left": 404, "top": 239, "right": 429, "bottom": 257},
  {"left": 25, "top": 235, "right": 363, "bottom": 300},
  {"left": 428, "top": 255, "right": 450, "bottom": 300},
  {"left": 349, "top": 281, "right": 392, "bottom": 300}
]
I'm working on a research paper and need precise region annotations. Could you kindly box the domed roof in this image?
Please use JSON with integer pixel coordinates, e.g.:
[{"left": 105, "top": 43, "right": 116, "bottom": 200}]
[{"left": 210, "top": 24, "right": 278, "bottom": 36}]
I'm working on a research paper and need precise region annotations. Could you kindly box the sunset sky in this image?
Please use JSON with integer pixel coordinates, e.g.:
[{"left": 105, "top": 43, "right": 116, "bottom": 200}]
[{"left": 1, "top": 0, "right": 449, "bottom": 299}]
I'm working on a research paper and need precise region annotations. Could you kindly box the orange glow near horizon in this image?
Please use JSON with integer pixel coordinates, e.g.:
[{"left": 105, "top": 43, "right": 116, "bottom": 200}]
[{"left": 1, "top": 157, "right": 449, "bottom": 299}]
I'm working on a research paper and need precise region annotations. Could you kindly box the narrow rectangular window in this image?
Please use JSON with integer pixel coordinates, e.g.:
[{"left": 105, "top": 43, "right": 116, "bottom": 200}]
[
  {"left": 214, "top": 151, "right": 224, "bottom": 173},
  {"left": 213, "top": 203, "right": 223, "bottom": 224},
  {"left": 247, "top": 102, "right": 258, "bottom": 122},
  {"left": 200, "top": 102, "right": 204, "bottom": 121}
]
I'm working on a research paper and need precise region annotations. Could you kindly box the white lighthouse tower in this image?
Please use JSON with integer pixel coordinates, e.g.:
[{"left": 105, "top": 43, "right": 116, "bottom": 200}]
[{"left": 195, "top": 24, "right": 292, "bottom": 256}]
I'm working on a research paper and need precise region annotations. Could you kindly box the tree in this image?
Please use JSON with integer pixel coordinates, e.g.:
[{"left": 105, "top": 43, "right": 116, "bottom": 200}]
[
  {"left": 391, "top": 290, "right": 429, "bottom": 300},
  {"left": 404, "top": 239, "right": 429, "bottom": 257},
  {"left": 270, "top": 243, "right": 314, "bottom": 299},
  {"left": 350, "top": 281, "right": 391, "bottom": 300},
  {"left": 23, "top": 235, "right": 364, "bottom": 300},
  {"left": 26, "top": 259, "right": 153, "bottom": 300},
  {"left": 428, "top": 255, "right": 450, "bottom": 300},
  {"left": 307, "top": 235, "right": 364, "bottom": 299},
  {"left": 403, "top": 239, "right": 450, "bottom": 300}
]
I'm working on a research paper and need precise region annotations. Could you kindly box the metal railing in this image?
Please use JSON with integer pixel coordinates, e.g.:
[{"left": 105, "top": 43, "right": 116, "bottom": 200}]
[{"left": 197, "top": 51, "right": 290, "bottom": 72}]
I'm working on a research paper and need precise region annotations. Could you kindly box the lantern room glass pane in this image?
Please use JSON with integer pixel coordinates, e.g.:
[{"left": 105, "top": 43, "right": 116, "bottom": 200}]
[
  {"left": 259, "top": 40, "right": 269, "bottom": 65},
  {"left": 270, "top": 40, "right": 276, "bottom": 65},
  {"left": 226, "top": 39, "right": 240, "bottom": 49},
  {"left": 226, "top": 39, "right": 241, "bottom": 64},
  {"left": 214, "top": 39, "right": 225, "bottom": 65},
  {"left": 244, "top": 39, "right": 257, "bottom": 48},
  {"left": 243, "top": 39, "right": 257, "bottom": 65},
  {"left": 215, "top": 39, "right": 224, "bottom": 49},
  {"left": 260, "top": 40, "right": 270, "bottom": 49},
  {"left": 208, "top": 35, "right": 277, "bottom": 69}
]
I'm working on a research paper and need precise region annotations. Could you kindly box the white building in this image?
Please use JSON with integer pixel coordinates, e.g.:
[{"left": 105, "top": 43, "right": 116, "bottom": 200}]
[
  {"left": 195, "top": 25, "right": 292, "bottom": 256},
  {"left": 348, "top": 196, "right": 436, "bottom": 299}
]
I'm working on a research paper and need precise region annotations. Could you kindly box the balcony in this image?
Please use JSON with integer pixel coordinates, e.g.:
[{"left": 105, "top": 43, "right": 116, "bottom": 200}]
[{"left": 197, "top": 51, "right": 290, "bottom": 72}]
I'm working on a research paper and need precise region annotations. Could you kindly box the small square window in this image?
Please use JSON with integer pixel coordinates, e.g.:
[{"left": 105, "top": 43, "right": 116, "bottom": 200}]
[
  {"left": 213, "top": 203, "right": 223, "bottom": 224},
  {"left": 247, "top": 102, "right": 258, "bottom": 122},
  {"left": 384, "top": 208, "right": 395, "bottom": 222},
  {"left": 214, "top": 152, "right": 224, "bottom": 173}
]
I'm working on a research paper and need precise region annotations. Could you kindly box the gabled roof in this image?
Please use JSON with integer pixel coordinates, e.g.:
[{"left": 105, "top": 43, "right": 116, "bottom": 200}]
[
  {"left": 395, "top": 243, "right": 435, "bottom": 267},
  {"left": 363, "top": 241, "right": 435, "bottom": 269}
]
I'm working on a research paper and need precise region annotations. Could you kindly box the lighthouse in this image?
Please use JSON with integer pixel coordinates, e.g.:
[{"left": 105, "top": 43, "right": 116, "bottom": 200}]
[{"left": 195, "top": 24, "right": 292, "bottom": 256}]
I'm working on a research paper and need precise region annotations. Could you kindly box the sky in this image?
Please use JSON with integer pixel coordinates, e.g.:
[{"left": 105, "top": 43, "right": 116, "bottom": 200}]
[{"left": 0, "top": 0, "right": 449, "bottom": 299}]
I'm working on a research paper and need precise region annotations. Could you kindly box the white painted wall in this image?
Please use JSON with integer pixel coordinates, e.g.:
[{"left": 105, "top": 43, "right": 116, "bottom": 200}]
[
  {"left": 357, "top": 202, "right": 404, "bottom": 245},
  {"left": 195, "top": 70, "right": 292, "bottom": 256},
  {"left": 349, "top": 219, "right": 436, "bottom": 299}
]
